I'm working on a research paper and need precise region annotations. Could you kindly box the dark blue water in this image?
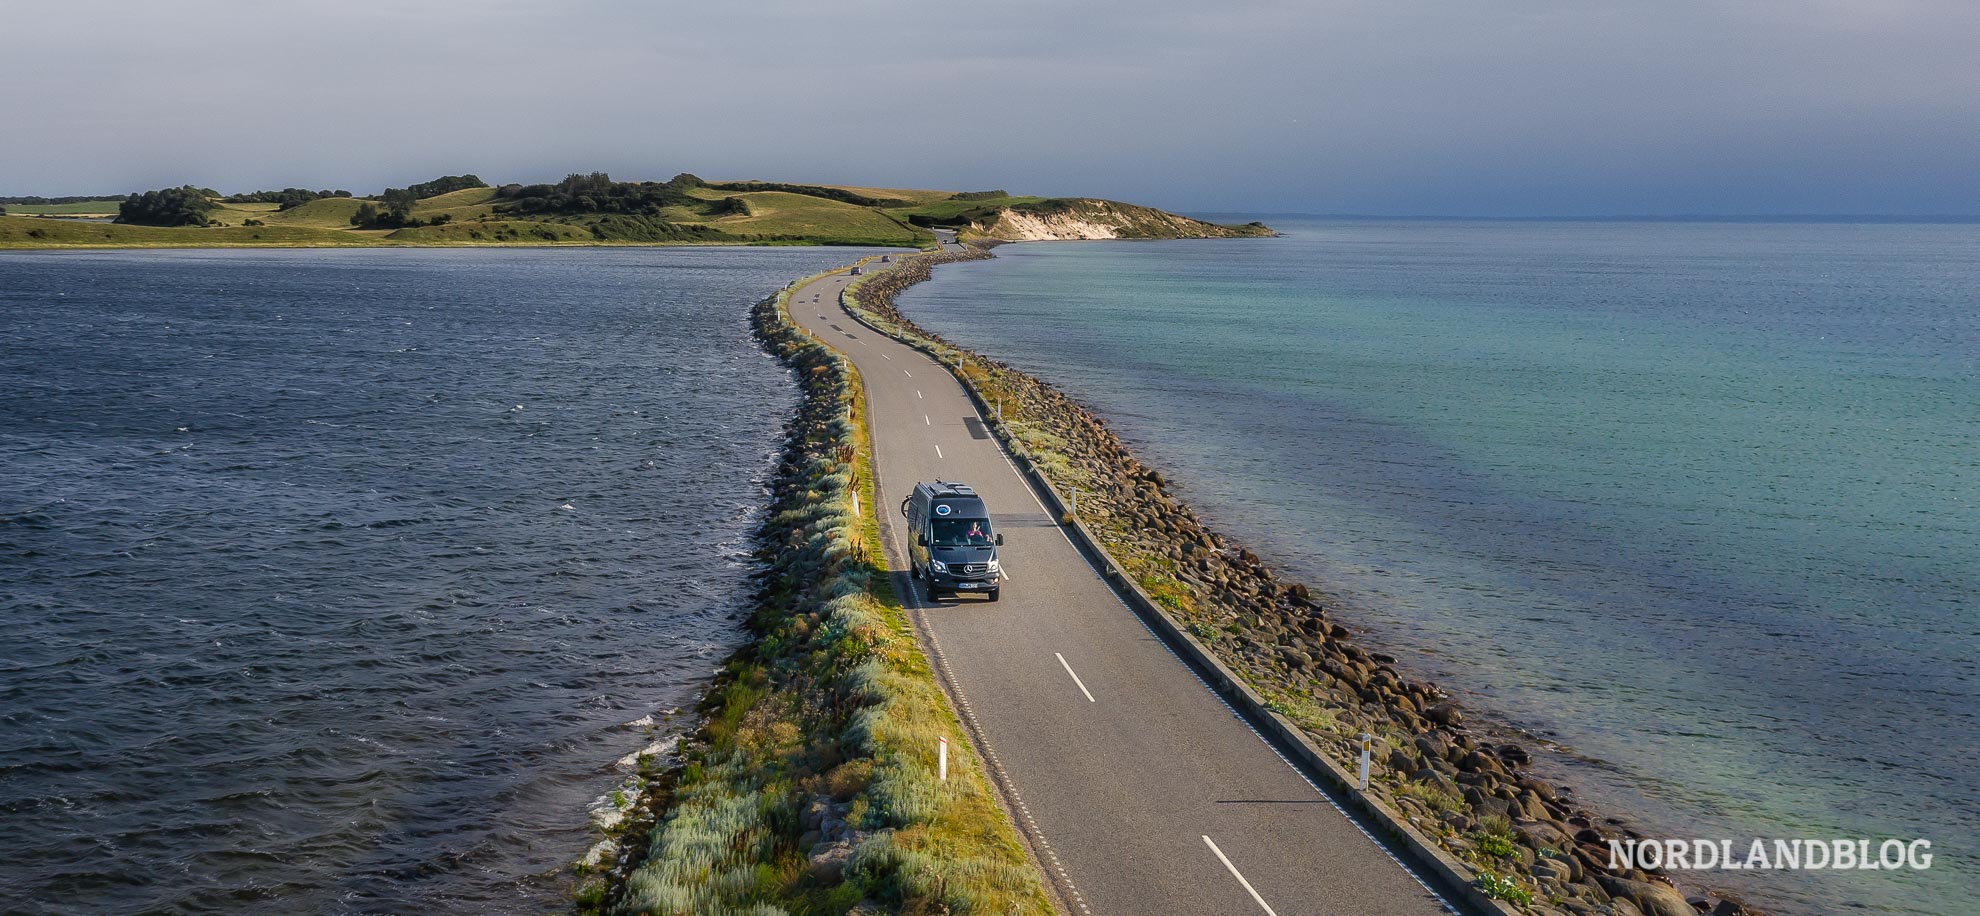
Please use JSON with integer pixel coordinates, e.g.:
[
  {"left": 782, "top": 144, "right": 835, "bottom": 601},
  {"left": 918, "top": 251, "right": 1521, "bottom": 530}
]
[
  {"left": 900, "top": 221, "right": 1979, "bottom": 915},
  {"left": 0, "top": 247, "right": 884, "bottom": 913}
]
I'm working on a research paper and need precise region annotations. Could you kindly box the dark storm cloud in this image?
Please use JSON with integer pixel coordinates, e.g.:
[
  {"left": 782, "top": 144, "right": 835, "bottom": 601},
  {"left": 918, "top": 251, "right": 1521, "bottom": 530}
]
[{"left": 4, "top": 0, "right": 1976, "bottom": 215}]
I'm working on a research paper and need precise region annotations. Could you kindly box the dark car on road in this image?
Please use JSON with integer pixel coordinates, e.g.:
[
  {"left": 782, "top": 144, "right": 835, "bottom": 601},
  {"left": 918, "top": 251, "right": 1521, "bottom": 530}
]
[{"left": 902, "top": 481, "right": 1002, "bottom": 601}]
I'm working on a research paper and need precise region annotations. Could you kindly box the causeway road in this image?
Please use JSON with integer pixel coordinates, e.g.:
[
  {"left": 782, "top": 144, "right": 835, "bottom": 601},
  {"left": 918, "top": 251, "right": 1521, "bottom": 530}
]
[{"left": 788, "top": 257, "right": 1457, "bottom": 916}]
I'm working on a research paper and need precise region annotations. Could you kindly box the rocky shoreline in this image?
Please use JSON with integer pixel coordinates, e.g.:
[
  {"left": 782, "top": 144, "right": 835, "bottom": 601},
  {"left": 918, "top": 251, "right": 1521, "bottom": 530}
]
[{"left": 847, "top": 246, "right": 1765, "bottom": 916}]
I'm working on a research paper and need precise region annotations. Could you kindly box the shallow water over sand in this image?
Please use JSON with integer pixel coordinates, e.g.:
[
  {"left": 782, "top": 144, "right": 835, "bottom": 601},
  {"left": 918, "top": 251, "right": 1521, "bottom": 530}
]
[{"left": 898, "top": 220, "right": 1979, "bottom": 915}]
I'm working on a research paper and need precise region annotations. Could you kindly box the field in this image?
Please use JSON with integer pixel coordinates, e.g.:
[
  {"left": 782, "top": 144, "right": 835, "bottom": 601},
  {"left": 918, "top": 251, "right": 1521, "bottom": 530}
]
[
  {"left": 0, "top": 215, "right": 380, "bottom": 248},
  {"left": 3, "top": 200, "right": 123, "bottom": 215},
  {"left": 682, "top": 189, "right": 929, "bottom": 245}
]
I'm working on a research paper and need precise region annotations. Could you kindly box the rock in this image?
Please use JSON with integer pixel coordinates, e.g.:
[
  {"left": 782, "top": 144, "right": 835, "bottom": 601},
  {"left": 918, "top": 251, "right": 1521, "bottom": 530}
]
[
  {"left": 1517, "top": 819, "right": 1575, "bottom": 852},
  {"left": 1459, "top": 749, "right": 1505, "bottom": 776},
  {"left": 807, "top": 836, "right": 860, "bottom": 882},
  {"left": 1532, "top": 856, "right": 1573, "bottom": 884},
  {"left": 1386, "top": 747, "right": 1417, "bottom": 773},
  {"left": 1497, "top": 743, "right": 1532, "bottom": 767},
  {"left": 1425, "top": 703, "right": 1463, "bottom": 727},
  {"left": 1598, "top": 876, "right": 1695, "bottom": 916},
  {"left": 1289, "top": 582, "right": 1311, "bottom": 600},
  {"left": 1413, "top": 732, "right": 1451, "bottom": 761}
]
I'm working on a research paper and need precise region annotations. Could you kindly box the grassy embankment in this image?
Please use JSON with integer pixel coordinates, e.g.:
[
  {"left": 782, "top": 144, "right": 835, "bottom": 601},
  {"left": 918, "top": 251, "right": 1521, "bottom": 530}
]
[
  {"left": 842, "top": 250, "right": 1744, "bottom": 916},
  {"left": 583, "top": 270, "right": 1053, "bottom": 915}
]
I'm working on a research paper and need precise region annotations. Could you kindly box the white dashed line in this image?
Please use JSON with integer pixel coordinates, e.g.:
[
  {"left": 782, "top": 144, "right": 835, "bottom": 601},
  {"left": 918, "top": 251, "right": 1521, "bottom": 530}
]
[
  {"left": 1055, "top": 653, "right": 1096, "bottom": 703},
  {"left": 925, "top": 415, "right": 931, "bottom": 425},
  {"left": 934, "top": 444, "right": 943, "bottom": 459},
  {"left": 903, "top": 369, "right": 912, "bottom": 377},
  {"left": 1204, "top": 836, "right": 1279, "bottom": 916}
]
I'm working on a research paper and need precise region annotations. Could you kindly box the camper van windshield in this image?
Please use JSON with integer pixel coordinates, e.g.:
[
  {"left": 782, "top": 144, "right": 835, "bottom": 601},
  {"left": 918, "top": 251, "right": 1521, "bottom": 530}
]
[{"left": 931, "top": 517, "right": 994, "bottom": 547}]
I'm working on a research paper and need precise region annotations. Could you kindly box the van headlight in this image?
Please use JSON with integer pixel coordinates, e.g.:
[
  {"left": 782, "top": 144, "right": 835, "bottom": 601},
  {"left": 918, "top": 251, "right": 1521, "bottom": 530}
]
[
  {"left": 929, "top": 560, "right": 948, "bottom": 573},
  {"left": 987, "top": 559, "right": 1000, "bottom": 573}
]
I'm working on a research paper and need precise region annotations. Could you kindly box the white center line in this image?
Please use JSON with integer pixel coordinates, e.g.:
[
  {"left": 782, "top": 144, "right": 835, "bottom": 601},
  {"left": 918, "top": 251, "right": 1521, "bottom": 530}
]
[
  {"left": 1203, "top": 836, "right": 1279, "bottom": 916},
  {"left": 925, "top": 415, "right": 931, "bottom": 425},
  {"left": 934, "top": 444, "right": 943, "bottom": 459},
  {"left": 916, "top": 390, "right": 923, "bottom": 399},
  {"left": 903, "top": 370, "right": 912, "bottom": 377},
  {"left": 1055, "top": 653, "right": 1096, "bottom": 703},
  {"left": 881, "top": 353, "right": 892, "bottom": 360}
]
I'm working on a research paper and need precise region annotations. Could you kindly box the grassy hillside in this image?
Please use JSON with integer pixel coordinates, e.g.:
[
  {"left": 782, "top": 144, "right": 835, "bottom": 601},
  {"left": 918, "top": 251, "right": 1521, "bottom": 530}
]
[
  {"left": 2, "top": 178, "right": 1270, "bottom": 249},
  {"left": 683, "top": 189, "right": 928, "bottom": 246}
]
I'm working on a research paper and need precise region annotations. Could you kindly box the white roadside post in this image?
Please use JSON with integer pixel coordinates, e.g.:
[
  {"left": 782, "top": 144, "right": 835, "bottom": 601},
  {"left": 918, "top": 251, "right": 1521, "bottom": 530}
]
[
  {"left": 1071, "top": 486, "right": 1079, "bottom": 517},
  {"left": 938, "top": 737, "right": 949, "bottom": 782},
  {"left": 1359, "top": 733, "right": 1373, "bottom": 791}
]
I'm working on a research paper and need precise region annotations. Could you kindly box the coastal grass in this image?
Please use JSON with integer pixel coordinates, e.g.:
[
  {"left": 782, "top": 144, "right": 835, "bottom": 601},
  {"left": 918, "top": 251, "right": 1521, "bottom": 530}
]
[
  {"left": 0, "top": 215, "right": 382, "bottom": 248},
  {"left": 2, "top": 199, "right": 123, "bottom": 215},
  {"left": 599, "top": 271, "right": 1052, "bottom": 916}
]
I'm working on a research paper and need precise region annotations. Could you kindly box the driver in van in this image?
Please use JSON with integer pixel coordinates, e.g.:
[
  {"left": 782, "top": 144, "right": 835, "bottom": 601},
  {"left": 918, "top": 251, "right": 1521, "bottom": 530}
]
[{"left": 967, "top": 521, "right": 987, "bottom": 543}]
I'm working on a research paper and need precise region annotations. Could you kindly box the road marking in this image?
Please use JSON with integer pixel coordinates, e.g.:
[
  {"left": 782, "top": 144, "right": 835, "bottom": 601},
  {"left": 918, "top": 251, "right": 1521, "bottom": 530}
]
[
  {"left": 925, "top": 415, "right": 931, "bottom": 425},
  {"left": 1055, "top": 653, "right": 1096, "bottom": 703},
  {"left": 934, "top": 444, "right": 943, "bottom": 459},
  {"left": 1203, "top": 836, "right": 1279, "bottom": 916},
  {"left": 904, "top": 370, "right": 912, "bottom": 377},
  {"left": 917, "top": 390, "right": 923, "bottom": 399},
  {"left": 881, "top": 353, "right": 892, "bottom": 360}
]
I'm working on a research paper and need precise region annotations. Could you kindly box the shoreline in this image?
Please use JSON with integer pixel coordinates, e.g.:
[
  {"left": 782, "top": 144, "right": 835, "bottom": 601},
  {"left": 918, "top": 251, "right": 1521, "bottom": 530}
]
[{"left": 843, "top": 244, "right": 1769, "bottom": 916}]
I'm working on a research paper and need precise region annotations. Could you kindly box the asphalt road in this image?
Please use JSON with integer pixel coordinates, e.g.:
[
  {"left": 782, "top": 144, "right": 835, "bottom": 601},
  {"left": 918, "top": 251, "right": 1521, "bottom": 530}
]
[{"left": 788, "top": 254, "right": 1456, "bottom": 916}]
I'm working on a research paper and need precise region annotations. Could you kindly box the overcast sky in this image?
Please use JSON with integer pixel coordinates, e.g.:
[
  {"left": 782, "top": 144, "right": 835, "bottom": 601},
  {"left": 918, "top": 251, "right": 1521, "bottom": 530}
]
[{"left": 5, "top": 0, "right": 1977, "bottom": 216}]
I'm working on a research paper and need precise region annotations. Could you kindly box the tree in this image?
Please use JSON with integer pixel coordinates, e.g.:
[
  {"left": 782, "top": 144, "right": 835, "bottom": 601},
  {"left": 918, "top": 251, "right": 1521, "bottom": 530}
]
[{"left": 117, "top": 186, "right": 218, "bottom": 226}]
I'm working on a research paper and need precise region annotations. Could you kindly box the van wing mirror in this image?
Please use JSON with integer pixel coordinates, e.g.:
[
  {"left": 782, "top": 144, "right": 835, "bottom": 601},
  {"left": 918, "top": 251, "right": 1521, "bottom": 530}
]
[{"left": 995, "top": 533, "right": 1005, "bottom": 546}]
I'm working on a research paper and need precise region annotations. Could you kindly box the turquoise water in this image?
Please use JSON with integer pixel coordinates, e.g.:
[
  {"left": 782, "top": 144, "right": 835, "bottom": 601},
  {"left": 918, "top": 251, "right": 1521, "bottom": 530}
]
[{"left": 898, "top": 221, "right": 1978, "bottom": 914}]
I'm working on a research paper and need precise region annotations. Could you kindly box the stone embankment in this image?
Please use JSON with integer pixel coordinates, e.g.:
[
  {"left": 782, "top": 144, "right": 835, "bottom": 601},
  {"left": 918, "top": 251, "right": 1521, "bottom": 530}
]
[{"left": 848, "top": 248, "right": 1762, "bottom": 916}]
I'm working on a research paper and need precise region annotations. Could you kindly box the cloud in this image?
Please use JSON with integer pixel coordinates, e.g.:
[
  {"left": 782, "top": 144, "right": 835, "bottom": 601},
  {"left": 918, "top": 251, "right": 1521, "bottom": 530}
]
[{"left": 3, "top": 0, "right": 1976, "bottom": 214}]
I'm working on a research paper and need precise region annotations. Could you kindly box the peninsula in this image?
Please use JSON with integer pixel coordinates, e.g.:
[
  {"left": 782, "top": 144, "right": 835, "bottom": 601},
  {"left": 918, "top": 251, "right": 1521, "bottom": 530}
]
[{"left": 0, "top": 174, "right": 1272, "bottom": 249}]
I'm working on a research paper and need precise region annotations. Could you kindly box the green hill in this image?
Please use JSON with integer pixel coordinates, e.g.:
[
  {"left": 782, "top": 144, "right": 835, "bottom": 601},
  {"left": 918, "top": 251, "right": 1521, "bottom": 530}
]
[{"left": 1, "top": 176, "right": 1271, "bottom": 249}]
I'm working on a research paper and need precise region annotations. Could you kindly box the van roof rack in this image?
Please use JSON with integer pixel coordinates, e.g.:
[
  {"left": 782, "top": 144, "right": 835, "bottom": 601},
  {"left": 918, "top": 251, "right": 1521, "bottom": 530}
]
[{"left": 932, "top": 481, "right": 976, "bottom": 497}]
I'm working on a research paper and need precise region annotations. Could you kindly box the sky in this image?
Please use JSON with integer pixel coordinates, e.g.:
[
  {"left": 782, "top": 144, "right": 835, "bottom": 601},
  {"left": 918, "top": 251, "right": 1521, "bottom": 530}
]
[{"left": 4, "top": 0, "right": 1978, "bottom": 216}]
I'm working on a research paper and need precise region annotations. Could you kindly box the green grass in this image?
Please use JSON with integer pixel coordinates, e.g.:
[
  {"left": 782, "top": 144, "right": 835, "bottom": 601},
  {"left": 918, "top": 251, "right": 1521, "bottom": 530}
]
[
  {"left": 0, "top": 215, "right": 382, "bottom": 248},
  {"left": 678, "top": 190, "right": 929, "bottom": 246},
  {"left": 885, "top": 195, "right": 1050, "bottom": 223},
  {"left": 2, "top": 199, "right": 123, "bottom": 215},
  {"left": 386, "top": 219, "right": 599, "bottom": 244},
  {"left": 254, "top": 196, "right": 369, "bottom": 229}
]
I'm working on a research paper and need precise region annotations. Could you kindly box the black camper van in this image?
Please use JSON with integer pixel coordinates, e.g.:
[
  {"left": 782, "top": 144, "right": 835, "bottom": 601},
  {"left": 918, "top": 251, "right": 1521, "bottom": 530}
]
[{"left": 901, "top": 481, "right": 1003, "bottom": 601}]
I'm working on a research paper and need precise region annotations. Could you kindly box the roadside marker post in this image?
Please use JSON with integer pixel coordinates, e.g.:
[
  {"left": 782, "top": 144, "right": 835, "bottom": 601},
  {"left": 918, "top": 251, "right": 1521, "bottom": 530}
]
[
  {"left": 1071, "top": 486, "right": 1079, "bottom": 517},
  {"left": 1359, "top": 733, "right": 1373, "bottom": 791},
  {"left": 938, "top": 737, "right": 949, "bottom": 782}
]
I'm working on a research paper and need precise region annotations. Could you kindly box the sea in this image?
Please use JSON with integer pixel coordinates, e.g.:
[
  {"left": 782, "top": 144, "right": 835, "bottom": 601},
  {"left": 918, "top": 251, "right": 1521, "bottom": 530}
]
[
  {"left": 895, "top": 219, "right": 1979, "bottom": 915},
  {"left": 0, "top": 246, "right": 892, "bottom": 913}
]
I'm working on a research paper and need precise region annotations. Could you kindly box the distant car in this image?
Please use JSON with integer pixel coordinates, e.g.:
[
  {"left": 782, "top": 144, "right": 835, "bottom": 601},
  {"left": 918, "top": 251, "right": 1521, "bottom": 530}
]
[
  {"left": 881, "top": 255, "right": 891, "bottom": 262},
  {"left": 849, "top": 266, "right": 863, "bottom": 275}
]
